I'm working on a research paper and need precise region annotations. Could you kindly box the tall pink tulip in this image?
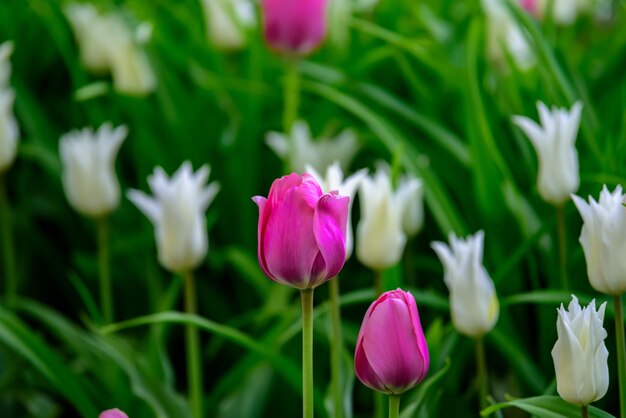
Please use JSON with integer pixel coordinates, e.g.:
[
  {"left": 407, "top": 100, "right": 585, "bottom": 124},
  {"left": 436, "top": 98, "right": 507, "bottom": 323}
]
[
  {"left": 261, "top": 0, "right": 328, "bottom": 55},
  {"left": 253, "top": 172, "right": 349, "bottom": 289},
  {"left": 99, "top": 409, "right": 128, "bottom": 418},
  {"left": 355, "top": 289, "right": 430, "bottom": 395}
]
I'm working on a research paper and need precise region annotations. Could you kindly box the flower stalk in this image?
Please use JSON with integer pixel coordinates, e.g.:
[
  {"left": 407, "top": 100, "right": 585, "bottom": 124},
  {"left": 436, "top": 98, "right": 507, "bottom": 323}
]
[
  {"left": 581, "top": 405, "right": 589, "bottom": 418},
  {"left": 475, "top": 337, "right": 488, "bottom": 410},
  {"left": 183, "top": 269, "right": 203, "bottom": 418},
  {"left": 96, "top": 217, "right": 113, "bottom": 324},
  {"left": 301, "top": 288, "right": 314, "bottom": 418},
  {"left": 615, "top": 294, "right": 626, "bottom": 418},
  {"left": 329, "top": 277, "right": 344, "bottom": 418},
  {"left": 556, "top": 205, "right": 568, "bottom": 290},
  {"left": 0, "top": 174, "right": 16, "bottom": 303},
  {"left": 283, "top": 59, "right": 300, "bottom": 134},
  {"left": 388, "top": 395, "right": 401, "bottom": 418}
]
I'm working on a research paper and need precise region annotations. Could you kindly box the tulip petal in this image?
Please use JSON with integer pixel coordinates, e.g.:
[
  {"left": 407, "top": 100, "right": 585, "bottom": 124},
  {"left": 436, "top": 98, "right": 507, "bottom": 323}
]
[
  {"left": 268, "top": 172, "right": 302, "bottom": 205},
  {"left": 311, "top": 193, "right": 348, "bottom": 285},
  {"left": 262, "top": 187, "right": 319, "bottom": 288}
]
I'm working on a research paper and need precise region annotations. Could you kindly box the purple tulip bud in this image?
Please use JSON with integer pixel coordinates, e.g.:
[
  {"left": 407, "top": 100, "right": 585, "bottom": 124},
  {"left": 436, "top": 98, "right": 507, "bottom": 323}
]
[
  {"left": 261, "top": 0, "right": 327, "bottom": 55},
  {"left": 355, "top": 289, "right": 430, "bottom": 395},
  {"left": 253, "top": 172, "right": 349, "bottom": 289},
  {"left": 99, "top": 409, "right": 128, "bottom": 418}
]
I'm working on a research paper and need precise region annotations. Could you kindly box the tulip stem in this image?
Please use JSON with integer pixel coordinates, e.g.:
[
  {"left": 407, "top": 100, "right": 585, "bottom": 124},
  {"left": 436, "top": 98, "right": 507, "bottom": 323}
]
[
  {"left": 581, "top": 405, "right": 589, "bottom": 418},
  {"left": 283, "top": 59, "right": 300, "bottom": 135},
  {"left": 388, "top": 395, "right": 401, "bottom": 418},
  {"left": 374, "top": 269, "right": 383, "bottom": 297},
  {"left": 96, "top": 217, "right": 113, "bottom": 324},
  {"left": 0, "top": 174, "right": 17, "bottom": 304},
  {"left": 556, "top": 205, "right": 568, "bottom": 290},
  {"left": 475, "top": 337, "right": 488, "bottom": 411},
  {"left": 329, "top": 277, "right": 345, "bottom": 418},
  {"left": 301, "top": 288, "right": 314, "bottom": 418},
  {"left": 183, "top": 269, "right": 203, "bottom": 418},
  {"left": 614, "top": 294, "right": 626, "bottom": 418}
]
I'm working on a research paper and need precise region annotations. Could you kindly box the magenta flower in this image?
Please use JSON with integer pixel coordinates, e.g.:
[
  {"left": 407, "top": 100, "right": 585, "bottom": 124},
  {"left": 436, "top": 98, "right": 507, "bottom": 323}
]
[
  {"left": 261, "top": 0, "right": 327, "bottom": 55},
  {"left": 253, "top": 172, "right": 349, "bottom": 289},
  {"left": 355, "top": 289, "right": 430, "bottom": 395},
  {"left": 99, "top": 409, "right": 128, "bottom": 418}
]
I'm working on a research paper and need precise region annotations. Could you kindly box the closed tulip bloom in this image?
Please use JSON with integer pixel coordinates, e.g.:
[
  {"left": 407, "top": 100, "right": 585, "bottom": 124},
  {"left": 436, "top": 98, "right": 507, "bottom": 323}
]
[
  {"left": 551, "top": 295, "right": 609, "bottom": 406},
  {"left": 262, "top": 0, "right": 327, "bottom": 55},
  {"left": 572, "top": 185, "right": 626, "bottom": 295},
  {"left": 266, "top": 120, "right": 358, "bottom": 173},
  {"left": 356, "top": 168, "right": 406, "bottom": 270},
  {"left": 431, "top": 231, "right": 499, "bottom": 337},
  {"left": 396, "top": 175, "right": 424, "bottom": 237},
  {"left": 64, "top": 3, "right": 156, "bottom": 95},
  {"left": 512, "top": 101, "right": 582, "bottom": 205},
  {"left": 128, "top": 162, "right": 220, "bottom": 274},
  {"left": 59, "top": 123, "right": 127, "bottom": 218},
  {"left": 253, "top": 172, "right": 349, "bottom": 289},
  {"left": 201, "top": 0, "right": 255, "bottom": 50},
  {"left": 0, "top": 41, "right": 18, "bottom": 173},
  {"left": 354, "top": 289, "right": 429, "bottom": 395},
  {"left": 306, "top": 161, "right": 367, "bottom": 259},
  {"left": 99, "top": 409, "right": 129, "bottom": 418}
]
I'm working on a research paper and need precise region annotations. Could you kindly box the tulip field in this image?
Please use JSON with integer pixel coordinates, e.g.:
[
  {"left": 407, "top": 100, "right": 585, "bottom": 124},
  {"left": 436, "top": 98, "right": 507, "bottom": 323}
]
[{"left": 2, "top": 0, "right": 626, "bottom": 417}]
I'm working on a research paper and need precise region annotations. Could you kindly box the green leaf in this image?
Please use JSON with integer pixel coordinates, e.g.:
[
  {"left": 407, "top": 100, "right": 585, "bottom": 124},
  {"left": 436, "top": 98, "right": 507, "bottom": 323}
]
[{"left": 481, "top": 395, "right": 615, "bottom": 418}]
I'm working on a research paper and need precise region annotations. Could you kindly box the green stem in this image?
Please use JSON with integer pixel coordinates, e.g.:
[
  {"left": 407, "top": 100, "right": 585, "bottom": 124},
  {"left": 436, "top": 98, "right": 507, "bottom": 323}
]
[
  {"left": 183, "top": 270, "right": 203, "bottom": 418},
  {"left": 329, "top": 278, "right": 344, "bottom": 418},
  {"left": 301, "top": 288, "right": 314, "bottom": 418},
  {"left": 0, "top": 174, "right": 17, "bottom": 304},
  {"left": 96, "top": 218, "right": 112, "bottom": 324},
  {"left": 375, "top": 393, "right": 385, "bottom": 418},
  {"left": 475, "top": 337, "right": 488, "bottom": 411},
  {"left": 374, "top": 269, "right": 383, "bottom": 297},
  {"left": 614, "top": 294, "right": 626, "bottom": 418},
  {"left": 282, "top": 59, "right": 300, "bottom": 135},
  {"left": 581, "top": 405, "right": 589, "bottom": 418},
  {"left": 556, "top": 205, "right": 568, "bottom": 290},
  {"left": 388, "top": 394, "right": 401, "bottom": 418}
]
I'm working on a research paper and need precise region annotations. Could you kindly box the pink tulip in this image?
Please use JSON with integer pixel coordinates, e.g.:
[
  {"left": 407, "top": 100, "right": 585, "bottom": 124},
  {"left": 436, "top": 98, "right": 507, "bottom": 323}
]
[
  {"left": 520, "top": 0, "right": 538, "bottom": 14},
  {"left": 261, "top": 0, "right": 327, "bottom": 55},
  {"left": 99, "top": 409, "right": 128, "bottom": 418},
  {"left": 355, "top": 289, "right": 430, "bottom": 395},
  {"left": 253, "top": 172, "right": 349, "bottom": 289}
]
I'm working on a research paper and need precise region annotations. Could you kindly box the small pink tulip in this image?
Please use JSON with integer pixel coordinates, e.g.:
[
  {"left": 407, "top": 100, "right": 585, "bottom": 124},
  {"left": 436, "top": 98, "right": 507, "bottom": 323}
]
[
  {"left": 99, "top": 409, "right": 128, "bottom": 418},
  {"left": 520, "top": 0, "right": 538, "bottom": 14},
  {"left": 261, "top": 0, "right": 327, "bottom": 55},
  {"left": 355, "top": 289, "right": 430, "bottom": 395},
  {"left": 253, "top": 172, "right": 349, "bottom": 289}
]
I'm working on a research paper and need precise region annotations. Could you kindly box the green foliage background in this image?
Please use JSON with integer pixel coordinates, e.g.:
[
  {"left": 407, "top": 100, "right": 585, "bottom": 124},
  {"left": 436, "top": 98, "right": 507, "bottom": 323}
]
[{"left": 0, "top": 0, "right": 625, "bottom": 417}]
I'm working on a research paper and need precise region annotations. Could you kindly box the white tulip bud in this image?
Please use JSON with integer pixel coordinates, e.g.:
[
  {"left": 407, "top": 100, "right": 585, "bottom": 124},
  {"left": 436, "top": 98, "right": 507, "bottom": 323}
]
[
  {"left": 306, "top": 161, "right": 367, "bottom": 259},
  {"left": 512, "top": 101, "right": 582, "bottom": 205},
  {"left": 128, "top": 162, "right": 220, "bottom": 273},
  {"left": 431, "top": 231, "right": 499, "bottom": 337},
  {"left": 201, "top": 0, "right": 255, "bottom": 50},
  {"left": 356, "top": 168, "right": 406, "bottom": 270},
  {"left": 572, "top": 185, "right": 626, "bottom": 295},
  {"left": 0, "top": 41, "right": 18, "bottom": 173},
  {"left": 266, "top": 120, "right": 359, "bottom": 173},
  {"left": 59, "top": 123, "right": 127, "bottom": 218},
  {"left": 551, "top": 295, "right": 609, "bottom": 407}
]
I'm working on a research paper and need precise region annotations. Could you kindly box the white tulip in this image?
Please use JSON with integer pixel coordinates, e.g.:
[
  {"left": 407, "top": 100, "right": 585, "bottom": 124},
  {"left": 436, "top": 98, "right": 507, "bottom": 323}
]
[
  {"left": 396, "top": 175, "right": 424, "bottom": 237},
  {"left": 201, "top": 0, "right": 255, "bottom": 50},
  {"left": 572, "top": 185, "right": 626, "bottom": 295},
  {"left": 431, "top": 231, "right": 499, "bottom": 337},
  {"left": 128, "top": 162, "right": 220, "bottom": 273},
  {"left": 512, "top": 101, "right": 582, "bottom": 205},
  {"left": 356, "top": 168, "right": 406, "bottom": 270},
  {"left": 0, "top": 41, "right": 18, "bottom": 173},
  {"left": 64, "top": 3, "right": 156, "bottom": 95},
  {"left": 482, "top": 0, "right": 535, "bottom": 70},
  {"left": 59, "top": 123, "right": 127, "bottom": 218},
  {"left": 266, "top": 120, "right": 359, "bottom": 173},
  {"left": 306, "top": 161, "right": 367, "bottom": 259},
  {"left": 551, "top": 295, "right": 609, "bottom": 406}
]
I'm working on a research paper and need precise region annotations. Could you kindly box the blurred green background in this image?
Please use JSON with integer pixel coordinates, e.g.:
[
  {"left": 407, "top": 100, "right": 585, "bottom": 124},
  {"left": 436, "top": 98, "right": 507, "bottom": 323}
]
[{"left": 0, "top": 0, "right": 625, "bottom": 417}]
